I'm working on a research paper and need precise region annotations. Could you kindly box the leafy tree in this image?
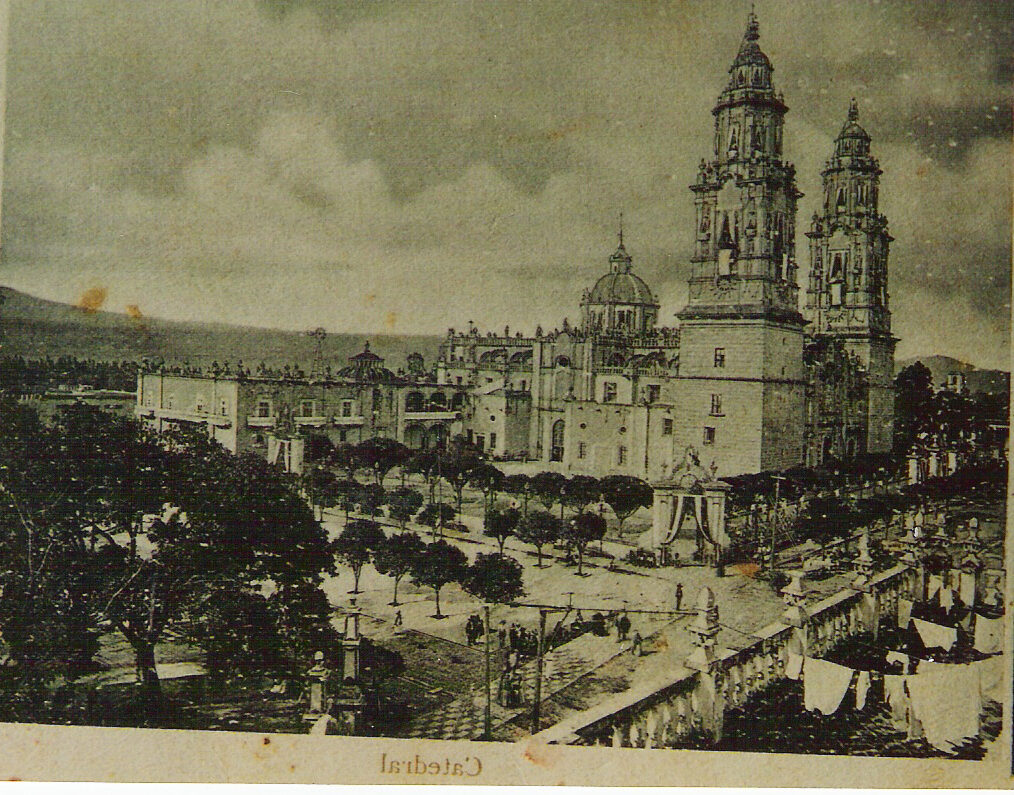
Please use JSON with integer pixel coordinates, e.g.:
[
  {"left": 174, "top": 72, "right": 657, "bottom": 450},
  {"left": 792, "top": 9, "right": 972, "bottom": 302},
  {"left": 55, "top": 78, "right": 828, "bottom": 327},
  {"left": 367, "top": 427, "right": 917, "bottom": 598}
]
[
  {"left": 530, "top": 471, "right": 567, "bottom": 513},
  {"left": 331, "top": 520, "right": 386, "bottom": 593},
  {"left": 417, "top": 502, "right": 456, "bottom": 532},
  {"left": 462, "top": 553, "right": 525, "bottom": 605},
  {"left": 329, "top": 442, "right": 361, "bottom": 482},
  {"left": 410, "top": 539, "right": 468, "bottom": 618},
  {"left": 893, "top": 362, "right": 934, "bottom": 453},
  {"left": 599, "top": 475, "right": 654, "bottom": 533},
  {"left": 405, "top": 450, "right": 440, "bottom": 503},
  {"left": 331, "top": 478, "right": 360, "bottom": 522},
  {"left": 440, "top": 442, "right": 483, "bottom": 517},
  {"left": 516, "top": 509, "right": 561, "bottom": 567},
  {"left": 564, "top": 512, "right": 607, "bottom": 576},
  {"left": 561, "top": 475, "right": 601, "bottom": 518},
  {"left": 484, "top": 506, "right": 520, "bottom": 555},
  {"left": 305, "top": 466, "right": 338, "bottom": 520},
  {"left": 386, "top": 486, "right": 425, "bottom": 529},
  {"left": 501, "top": 473, "right": 531, "bottom": 516},
  {"left": 373, "top": 532, "right": 426, "bottom": 605},
  {"left": 355, "top": 438, "right": 411, "bottom": 485},
  {"left": 468, "top": 462, "right": 505, "bottom": 519},
  {"left": 304, "top": 434, "right": 335, "bottom": 464},
  {"left": 354, "top": 483, "right": 386, "bottom": 518}
]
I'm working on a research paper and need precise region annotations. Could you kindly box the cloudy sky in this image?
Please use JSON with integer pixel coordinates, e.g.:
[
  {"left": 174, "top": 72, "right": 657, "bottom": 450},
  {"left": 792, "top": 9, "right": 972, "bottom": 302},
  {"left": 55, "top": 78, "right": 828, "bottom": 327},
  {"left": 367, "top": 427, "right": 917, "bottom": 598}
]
[{"left": 1, "top": 0, "right": 1010, "bottom": 368}]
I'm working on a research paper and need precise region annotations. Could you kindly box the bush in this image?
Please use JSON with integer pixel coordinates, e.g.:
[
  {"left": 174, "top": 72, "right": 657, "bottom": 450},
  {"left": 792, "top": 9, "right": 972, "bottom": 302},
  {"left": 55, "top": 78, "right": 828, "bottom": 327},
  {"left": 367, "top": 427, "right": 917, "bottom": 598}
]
[{"left": 417, "top": 502, "right": 457, "bottom": 527}]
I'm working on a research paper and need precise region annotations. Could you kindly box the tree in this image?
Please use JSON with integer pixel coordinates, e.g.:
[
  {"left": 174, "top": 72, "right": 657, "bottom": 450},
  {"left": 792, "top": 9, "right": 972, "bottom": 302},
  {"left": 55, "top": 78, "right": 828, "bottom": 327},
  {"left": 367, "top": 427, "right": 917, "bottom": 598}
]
[
  {"left": 468, "top": 463, "right": 505, "bottom": 520},
  {"left": 405, "top": 450, "right": 440, "bottom": 503},
  {"left": 305, "top": 466, "right": 338, "bottom": 520},
  {"left": 440, "top": 443, "right": 483, "bottom": 517},
  {"left": 501, "top": 473, "right": 531, "bottom": 517},
  {"left": 893, "top": 362, "right": 934, "bottom": 453},
  {"left": 354, "top": 483, "right": 386, "bottom": 518},
  {"left": 484, "top": 506, "right": 520, "bottom": 555},
  {"left": 462, "top": 553, "right": 525, "bottom": 605},
  {"left": 410, "top": 540, "right": 468, "bottom": 618},
  {"left": 516, "top": 509, "right": 561, "bottom": 567},
  {"left": 564, "top": 512, "right": 607, "bottom": 576},
  {"left": 530, "top": 471, "right": 567, "bottom": 514},
  {"left": 561, "top": 475, "right": 600, "bottom": 518},
  {"left": 331, "top": 478, "right": 360, "bottom": 522},
  {"left": 599, "top": 475, "right": 654, "bottom": 533},
  {"left": 386, "top": 486, "right": 424, "bottom": 529},
  {"left": 332, "top": 520, "right": 386, "bottom": 593},
  {"left": 329, "top": 442, "right": 360, "bottom": 482},
  {"left": 417, "top": 502, "right": 456, "bottom": 533},
  {"left": 373, "top": 532, "right": 426, "bottom": 605},
  {"left": 355, "top": 438, "right": 411, "bottom": 486}
]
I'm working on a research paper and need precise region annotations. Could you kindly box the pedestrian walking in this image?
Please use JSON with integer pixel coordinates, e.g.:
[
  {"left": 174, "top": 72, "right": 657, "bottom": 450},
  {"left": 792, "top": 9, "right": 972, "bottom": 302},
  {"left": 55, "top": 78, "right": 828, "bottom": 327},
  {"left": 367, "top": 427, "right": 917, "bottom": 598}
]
[
  {"left": 616, "top": 612, "right": 631, "bottom": 642},
  {"left": 631, "top": 630, "right": 643, "bottom": 657},
  {"left": 393, "top": 610, "right": 403, "bottom": 627},
  {"left": 498, "top": 620, "right": 507, "bottom": 648},
  {"left": 675, "top": 582, "right": 684, "bottom": 611}
]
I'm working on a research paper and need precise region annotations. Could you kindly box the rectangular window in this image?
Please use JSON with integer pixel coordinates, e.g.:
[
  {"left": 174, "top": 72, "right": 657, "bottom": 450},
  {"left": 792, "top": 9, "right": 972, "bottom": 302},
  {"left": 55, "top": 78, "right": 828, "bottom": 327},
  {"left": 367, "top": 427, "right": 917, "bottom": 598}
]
[
  {"left": 299, "top": 399, "right": 315, "bottom": 417},
  {"left": 256, "top": 399, "right": 270, "bottom": 418},
  {"left": 466, "top": 429, "right": 474, "bottom": 444},
  {"left": 646, "top": 384, "right": 661, "bottom": 403},
  {"left": 577, "top": 442, "right": 587, "bottom": 459},
  {"left": 603, "top": 381, "right": 618, "bottom": 402},
  {"left": 341, "top": 400, "right": 353, "bottom": 417},
  {"left": 662, "top": 418, "right": 673, "bottom": 435},
  {"left": 617, "top": 445, "right": 627, "bottom": 465},
  {"left": 714, "top": 347, "right": 726, "bottom": 368},
  {"left": 195, "top": 396, "right": 205, "bottom": 413},
  {"left": 456, "top": 376, "right": 463, "bottom": 385},
  {"left": 339, "top": 429, "right": 347, "bottom": 443},
  {"left": 219, "top": 398, "right": 228, "bottom": 416},
  {"left": 703, "top": 427, "right": 716, "bottom": 445},
  {"left": 490, "top": 432, "right": 497, "bottom": 451},
  {"left": 710, "top": 394, "right": 723, "bottom": 416}
]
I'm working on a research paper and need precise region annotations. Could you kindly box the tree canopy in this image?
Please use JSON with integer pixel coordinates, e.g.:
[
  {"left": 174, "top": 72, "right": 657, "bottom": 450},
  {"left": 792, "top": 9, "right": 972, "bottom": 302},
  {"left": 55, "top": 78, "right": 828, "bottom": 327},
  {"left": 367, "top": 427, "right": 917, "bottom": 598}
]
[{"left": 462, "top": 552, "right": 525, "bottom": 605}]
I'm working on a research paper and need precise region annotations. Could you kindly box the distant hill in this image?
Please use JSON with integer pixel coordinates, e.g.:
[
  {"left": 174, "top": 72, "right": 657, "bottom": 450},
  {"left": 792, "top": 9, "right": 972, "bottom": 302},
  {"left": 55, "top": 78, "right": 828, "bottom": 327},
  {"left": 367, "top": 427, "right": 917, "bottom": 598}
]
[
  {"left": 0, "top": 286, "right": 442, "bottom": 372},
  {"left": 896, "top": 354, "right": 1010, "bottom": 395}
]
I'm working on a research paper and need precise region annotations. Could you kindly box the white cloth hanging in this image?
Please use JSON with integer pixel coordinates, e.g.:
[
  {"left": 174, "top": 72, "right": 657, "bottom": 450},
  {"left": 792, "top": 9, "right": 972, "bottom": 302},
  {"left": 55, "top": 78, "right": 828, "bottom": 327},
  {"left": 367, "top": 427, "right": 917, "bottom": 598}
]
[
  {"left": 802, "top": 657, "right": 854, "bottom": 716},
  {"left": 913, "top": 618, "right": 957, "bottom": 651},
  {"left": 926, "top": 574, "right": 943, "bottom": 599},
  {"left": 970, "top": 655, "right": 1003, "bottom": 704},
  {"left": 973, "top": 614, "right": 1003, "bottom": 655},
  {"left": 886, "top": 650, "right": 910, "bottom": 673},
  {"left": 785, "top": 652, "right": 804, "bottom": 681},
  {"left": 939, "top": 587, "right": 954, "bottom": 613},
  {"left": 959, "top": 572, "right": 976, "bottom": 607},
  {"left": 906, "top": 665, "right": 981, "bottom": 752},
  {"left": 883, "top": 674, "right": 909, "bottom": 729},
  {"left": 855, "top": 670, "right": 871, "bottom": 710},
  {"left": 897, "top": 598, "right": 914, "bottom": 629}
]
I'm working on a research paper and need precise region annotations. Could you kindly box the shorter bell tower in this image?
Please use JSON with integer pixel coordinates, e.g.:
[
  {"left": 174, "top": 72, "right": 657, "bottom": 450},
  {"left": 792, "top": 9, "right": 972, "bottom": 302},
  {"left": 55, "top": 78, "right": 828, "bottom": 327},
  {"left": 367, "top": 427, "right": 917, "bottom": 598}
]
[{"left": 805, "top": 99, "right": 897, "bottom": 453}]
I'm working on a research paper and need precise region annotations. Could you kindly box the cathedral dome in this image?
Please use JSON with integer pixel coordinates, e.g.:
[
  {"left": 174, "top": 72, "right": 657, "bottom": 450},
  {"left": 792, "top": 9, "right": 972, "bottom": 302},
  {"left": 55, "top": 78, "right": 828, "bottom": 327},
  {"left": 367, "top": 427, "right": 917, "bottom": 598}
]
[
  {"left": 834, "top": 99, "right": 872, "bottom": 157},
  {"left": 585, "top": 242, "right": 657, "bottom": 307},
  {"left": 587, "top": 269, "right": 657, "bottom": 306},
  {"left": 731, "top": 12, "right": 772, "bottom": 71}
]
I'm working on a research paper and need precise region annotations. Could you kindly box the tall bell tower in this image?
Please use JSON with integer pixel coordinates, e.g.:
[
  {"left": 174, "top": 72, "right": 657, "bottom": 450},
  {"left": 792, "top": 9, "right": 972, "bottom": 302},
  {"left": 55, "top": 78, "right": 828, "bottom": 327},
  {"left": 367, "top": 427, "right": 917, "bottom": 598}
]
[
  {"left": 676, "top": 9, "right": 807, "bottom": 475},
  {"left": 805, "top": 99, "right": 896, "bottom": 453}
]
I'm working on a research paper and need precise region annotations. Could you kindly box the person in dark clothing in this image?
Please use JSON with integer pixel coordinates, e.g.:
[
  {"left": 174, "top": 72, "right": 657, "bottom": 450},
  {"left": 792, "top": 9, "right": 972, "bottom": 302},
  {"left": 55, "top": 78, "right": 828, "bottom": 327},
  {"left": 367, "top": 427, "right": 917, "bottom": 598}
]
[
  {"left": 675, "top": 583, "right": 684, "bottom": 611},
  {"left": 616, "top": 612, "right": 631, "bottom": 642}
]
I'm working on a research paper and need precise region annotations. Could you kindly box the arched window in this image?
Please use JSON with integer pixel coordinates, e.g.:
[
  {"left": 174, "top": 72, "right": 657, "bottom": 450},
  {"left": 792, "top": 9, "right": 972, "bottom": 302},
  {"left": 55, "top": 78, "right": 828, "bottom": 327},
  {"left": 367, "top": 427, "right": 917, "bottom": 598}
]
[
  {"left": 451, "top": 392, "right": 466, "bottom": 410},
  {"left": 429, "top": 391, "right": 447, "bottom": 410},
  {"left": 406, "top": 391, "right": 424, "bottom": 412},
  {"left": 550, "top": 420, "right": 565, "bottom": 462}
]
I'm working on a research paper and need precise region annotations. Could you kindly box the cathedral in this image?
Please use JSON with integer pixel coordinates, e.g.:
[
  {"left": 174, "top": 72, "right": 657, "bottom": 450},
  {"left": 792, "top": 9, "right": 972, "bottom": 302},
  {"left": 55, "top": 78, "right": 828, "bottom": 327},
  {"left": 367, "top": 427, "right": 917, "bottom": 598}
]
[
  {"left": 438, "top": 10, "right": 897, "bottom": 479},
  {"left": 136, "top": 10, "right": 896, "bottom": 482}
]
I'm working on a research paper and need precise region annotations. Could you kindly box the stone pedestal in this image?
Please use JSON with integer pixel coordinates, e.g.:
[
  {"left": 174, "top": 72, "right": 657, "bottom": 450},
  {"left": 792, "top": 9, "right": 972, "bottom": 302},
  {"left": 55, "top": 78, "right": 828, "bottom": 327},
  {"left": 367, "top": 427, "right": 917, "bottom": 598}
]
[{"left": 685, "top": 587, "right": 724, "bottom": 744}]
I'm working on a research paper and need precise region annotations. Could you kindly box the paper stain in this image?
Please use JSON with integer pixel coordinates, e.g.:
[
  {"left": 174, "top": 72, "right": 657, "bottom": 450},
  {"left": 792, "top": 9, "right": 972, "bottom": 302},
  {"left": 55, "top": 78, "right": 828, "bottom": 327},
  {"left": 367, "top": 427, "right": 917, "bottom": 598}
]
[
  {"left": 731, "top": 562, "right": 761, "bottom": 578},
  {"left": 384, "top": 311, "right": 398, "bottom": 329},
  {"left": 125, "top": 304, "right": 143, "bottom": 320},
  {"left": 76, "top": 286, "right": 108, "bottom": 314},
  {"left": 522, "top": 742, "right": 562, "bottom": 769}
]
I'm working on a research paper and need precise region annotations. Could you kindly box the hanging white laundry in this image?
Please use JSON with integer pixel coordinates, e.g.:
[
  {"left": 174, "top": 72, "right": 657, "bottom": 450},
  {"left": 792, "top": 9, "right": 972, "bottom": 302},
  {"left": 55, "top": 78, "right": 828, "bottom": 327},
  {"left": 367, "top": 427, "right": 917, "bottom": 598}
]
[
  {"left": 971, "top": 655, "right": 1003, "bottom": 704},
  {"left": 785, "top": 652, "right": 804, "bottom": 681},
  {"left": 886, "top": 650, "right": 909, "bottom": 673},
  {"left": 802, "top": 657, "right": 854, "bottom": 716},
  {"left": 959, "top": 572, "right": 976, "bottom": 607},
  {"left": 973, "top": 614, "right": 1003, "bottom": 655},
  {"left": 906, "top": 666, "right": 981, "bottom": 753},
  {"left": 883, "top": 674, "right": 909, "bottom": 730},
  {"left": 855, "top": 670, "right": 871, "bottom": 710},
  {"left": 926, "top": 574, "right": 943, "bottom": 599},
  {"left": 939, "top": 587, "right": 954, "bottom": 613},
  {"left": 913, "top": 618, "right": 957, "bottom": 651},
  {"left": 897, "top": 598, "right": 914, "bottom": 629}
]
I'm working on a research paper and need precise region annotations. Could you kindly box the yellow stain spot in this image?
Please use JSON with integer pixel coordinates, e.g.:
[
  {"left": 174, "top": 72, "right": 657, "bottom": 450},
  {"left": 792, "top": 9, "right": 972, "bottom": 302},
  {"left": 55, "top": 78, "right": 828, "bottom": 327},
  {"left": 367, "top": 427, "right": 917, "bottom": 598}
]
[
  {"left": 125, "top": 304, "right": 143, "bottom": 320},
  {"left": 731, "top": 562, "right": 761, "bottom": 578},
  {"left": 384, "top": 311, "right": 398, "bottom": 329},
  {"left": 76, "top": 287, "right": 107, "bottom": 314}
]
